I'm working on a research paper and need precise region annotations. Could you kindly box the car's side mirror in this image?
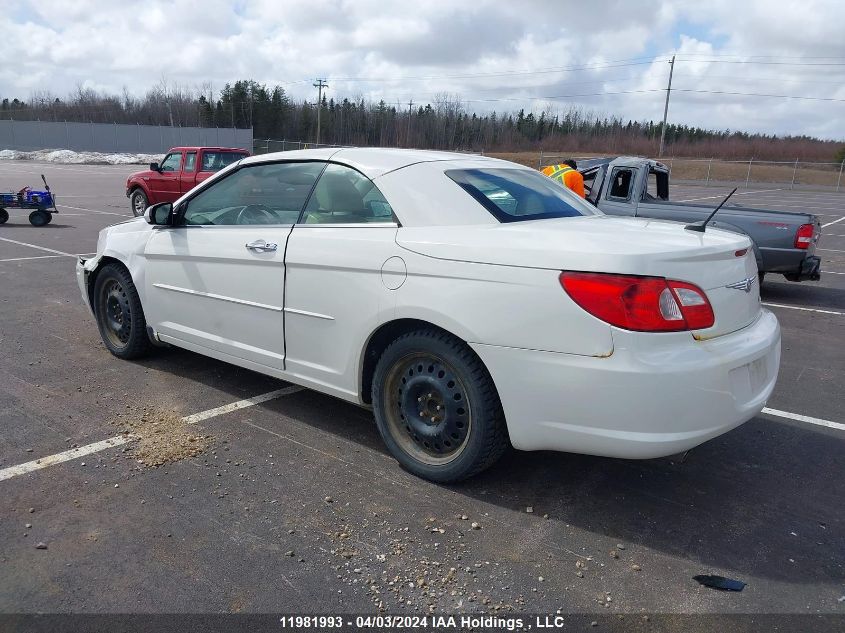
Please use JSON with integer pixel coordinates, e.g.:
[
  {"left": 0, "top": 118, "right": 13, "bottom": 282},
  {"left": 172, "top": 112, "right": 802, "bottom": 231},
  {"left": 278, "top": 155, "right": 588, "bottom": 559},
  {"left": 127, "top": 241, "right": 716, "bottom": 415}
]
[
  {"left": 144, "top": 202, "right": 173, "bottom": 226},
  {"left": 149, "top": 162, "right": 160, "bottom": 172}
]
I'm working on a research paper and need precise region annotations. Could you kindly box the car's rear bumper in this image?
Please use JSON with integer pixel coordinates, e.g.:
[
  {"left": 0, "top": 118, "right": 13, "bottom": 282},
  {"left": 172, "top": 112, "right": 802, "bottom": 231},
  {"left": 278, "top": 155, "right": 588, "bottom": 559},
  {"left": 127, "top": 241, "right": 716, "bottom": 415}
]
[
  {"left": 471, "top": 309, "right": 780, "bottom": 459},
  {"left": 760, "top": 246, "right": 821, "bottom": 281},
  {"left": 784, "top": 255, "right": 821, "bottom": 282}
]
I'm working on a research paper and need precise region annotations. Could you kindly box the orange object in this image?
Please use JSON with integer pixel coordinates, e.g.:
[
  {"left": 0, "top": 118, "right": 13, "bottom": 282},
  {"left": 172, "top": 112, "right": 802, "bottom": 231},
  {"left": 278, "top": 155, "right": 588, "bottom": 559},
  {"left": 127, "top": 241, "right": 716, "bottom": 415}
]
[{"left": 541, "top": 164, "right": 585, "bottom": 198}]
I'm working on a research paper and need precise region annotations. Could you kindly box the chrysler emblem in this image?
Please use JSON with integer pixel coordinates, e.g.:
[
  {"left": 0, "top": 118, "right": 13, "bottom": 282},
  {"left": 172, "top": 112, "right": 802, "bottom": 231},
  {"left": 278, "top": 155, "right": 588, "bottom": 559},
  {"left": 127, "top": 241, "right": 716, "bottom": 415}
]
[{"left": 725, "top": 276, "right": 756, "bottom": 293}]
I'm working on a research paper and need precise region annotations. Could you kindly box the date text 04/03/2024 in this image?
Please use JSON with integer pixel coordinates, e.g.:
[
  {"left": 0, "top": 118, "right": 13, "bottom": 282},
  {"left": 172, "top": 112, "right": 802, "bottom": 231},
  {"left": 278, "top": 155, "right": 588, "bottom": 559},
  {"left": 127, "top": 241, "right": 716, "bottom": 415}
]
[{"left": 278, "top": 615, "right": 529, "bottom": 630}]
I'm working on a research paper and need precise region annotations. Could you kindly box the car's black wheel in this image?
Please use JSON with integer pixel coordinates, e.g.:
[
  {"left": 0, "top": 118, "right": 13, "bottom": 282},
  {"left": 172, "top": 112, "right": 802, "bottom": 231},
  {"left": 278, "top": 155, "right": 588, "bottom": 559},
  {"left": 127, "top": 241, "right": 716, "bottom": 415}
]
[
  {"left": 372, "top": 329, "right": 509, "bottom": 483},
  {"left": 0, "top": 208, "right": 8, "bottom": 224},
  {"left": 28, "top": 210, "right": 50, "bottom": 226},
  {"left": 44, "top": 212, "right": 53, "bottom": 225},
  {"left": 130, "top": 189, "right": 148, "bottom": 217},
  {"left": 93, "top": 264, "right": 152, "bottom": 359},
  {"left": 758, "top": 272, "right": 765, "bottom": 285}
]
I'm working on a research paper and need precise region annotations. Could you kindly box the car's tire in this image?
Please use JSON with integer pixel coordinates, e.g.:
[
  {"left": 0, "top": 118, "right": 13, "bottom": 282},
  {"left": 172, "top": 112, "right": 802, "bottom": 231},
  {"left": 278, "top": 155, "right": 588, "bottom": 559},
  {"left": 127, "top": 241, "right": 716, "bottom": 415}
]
[
  {"left": 372, "top": 329, "right": 509, "bottom": 483},
  {"left": 44, "top": 212, "right": 53, "bottom": 225},
  {"left": 0, "top": 208, "right": 8, "bottom": 224},
  {"left": 130, "top": 189, "right": 148, "bottom": 217},
  {"left": 93, "top": 263, "right": 152, "bottom": 359},
  {"left": 28, "top": 210, "right": 50, "bottom": 226},
  {"left": 758, "top": 272, "right": 765, "bottom": 285}
]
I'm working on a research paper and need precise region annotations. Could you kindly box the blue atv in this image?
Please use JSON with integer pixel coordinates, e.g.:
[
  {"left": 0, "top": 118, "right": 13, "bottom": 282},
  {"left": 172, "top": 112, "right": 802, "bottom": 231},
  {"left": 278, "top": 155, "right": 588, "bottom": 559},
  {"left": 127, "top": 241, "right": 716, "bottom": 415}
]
[{"left": 0, "top": 174, "right": 58, "bottom": 226}]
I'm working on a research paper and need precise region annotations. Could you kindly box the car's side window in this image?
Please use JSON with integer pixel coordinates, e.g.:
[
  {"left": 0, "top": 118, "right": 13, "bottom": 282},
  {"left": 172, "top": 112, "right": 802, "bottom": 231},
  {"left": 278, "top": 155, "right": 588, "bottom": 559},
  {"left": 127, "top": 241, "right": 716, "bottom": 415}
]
[
  {"left": 201, "top": 151, "right": 245, "bottom": 172},
  {"left": 159, "top": 153, "right": 182, "bottom": 172},
  {"left": 643, "top": 169, "right": 669, "bottom": 201},
  {"left": 181, "top": 162, "right": 323, "bottom": 226},
  {"left": 300, "top": 163, "right": 395, "bottom": 224},
  {"left": 184, "top": 152, "right": 197, "bottom": 173},
  {"left": 607, "top": 167, "right": 636, "bottom": 201}
]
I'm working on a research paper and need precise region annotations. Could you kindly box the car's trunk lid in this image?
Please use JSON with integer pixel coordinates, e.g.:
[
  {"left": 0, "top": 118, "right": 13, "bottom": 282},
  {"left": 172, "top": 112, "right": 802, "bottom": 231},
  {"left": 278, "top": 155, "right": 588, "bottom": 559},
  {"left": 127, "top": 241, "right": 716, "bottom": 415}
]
[{"left": 397, "top": 215, "right": 761, "bottom": 339}]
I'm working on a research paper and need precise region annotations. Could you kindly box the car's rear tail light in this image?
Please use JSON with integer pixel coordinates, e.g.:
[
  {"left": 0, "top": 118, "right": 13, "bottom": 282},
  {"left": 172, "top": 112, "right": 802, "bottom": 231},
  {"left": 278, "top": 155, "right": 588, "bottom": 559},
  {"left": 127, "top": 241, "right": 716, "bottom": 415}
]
[
  {"left": 559, "top": 272, "right": 715, "bottom": 332},
  {"left": 794, "top": 224, "right": 815, "bottom": 249},
  {"left": 667, "top": 280, "right": 715, "bottom": 330}
]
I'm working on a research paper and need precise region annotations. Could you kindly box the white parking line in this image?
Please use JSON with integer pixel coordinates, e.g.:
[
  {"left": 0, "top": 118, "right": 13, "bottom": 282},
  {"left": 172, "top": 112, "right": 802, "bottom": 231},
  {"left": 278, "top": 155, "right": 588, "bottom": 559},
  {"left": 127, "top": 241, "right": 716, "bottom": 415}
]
[
  {"left": 0, "top": 254, "right": 65, "bottom": 262},
  {"left": 0, "top": 236, "right": 78, "bottom": 257},
  {"left": 0, "top": 386, "right": 303, "bottom": 483},
  {"left": 57, "top": 203, "right": 127, "bottom": 217},
  {"left": 0, "top": 436, "right": 132, "bottom": 482},
  {"left": 818, "top": 248, "right": 845, "bottom": 253},
  {"left": 762, "top": 408, "right": 845, "bottom": 432},
  {"left": 822, "top": 217, "right": 845, "bottom": 228},
  {"left": 762, "top": 302, "right": 844, "bottom": 316},
  {"left": 182, "top": 386, "right": 303, "bottom": 423}
]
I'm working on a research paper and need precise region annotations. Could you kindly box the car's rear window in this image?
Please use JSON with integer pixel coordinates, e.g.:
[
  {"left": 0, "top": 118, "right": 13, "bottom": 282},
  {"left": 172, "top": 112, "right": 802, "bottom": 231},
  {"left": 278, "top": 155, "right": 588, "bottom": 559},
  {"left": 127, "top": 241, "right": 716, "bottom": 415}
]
[
  {"left": 201, "top": 151, "right": 248, "bottom": 172},
  {"left": 445, "top": 168, "right": 600, "bottom": 222}
]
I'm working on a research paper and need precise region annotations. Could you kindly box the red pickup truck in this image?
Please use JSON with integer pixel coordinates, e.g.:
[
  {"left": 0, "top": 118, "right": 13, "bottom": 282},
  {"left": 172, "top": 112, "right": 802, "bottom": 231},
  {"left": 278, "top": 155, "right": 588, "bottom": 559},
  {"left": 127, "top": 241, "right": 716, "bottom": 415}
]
[{"left": 126, "top": 146, "right": 250, "bottom": 216}]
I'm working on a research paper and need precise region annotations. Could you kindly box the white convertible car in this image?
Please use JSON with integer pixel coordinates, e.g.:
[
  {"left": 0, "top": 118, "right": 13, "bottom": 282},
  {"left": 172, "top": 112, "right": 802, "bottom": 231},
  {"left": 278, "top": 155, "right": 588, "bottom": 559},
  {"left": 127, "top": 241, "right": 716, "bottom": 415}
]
[{"left": 77, "top": 148, "right": 780, "bottom": 482}]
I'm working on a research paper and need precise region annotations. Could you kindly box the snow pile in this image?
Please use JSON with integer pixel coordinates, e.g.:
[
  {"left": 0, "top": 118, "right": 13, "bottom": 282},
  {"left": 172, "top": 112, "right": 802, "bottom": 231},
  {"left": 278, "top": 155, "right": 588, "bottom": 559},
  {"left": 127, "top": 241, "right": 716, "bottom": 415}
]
[{"left": 0, "top": 149, "right": 161, "bottom": 165}]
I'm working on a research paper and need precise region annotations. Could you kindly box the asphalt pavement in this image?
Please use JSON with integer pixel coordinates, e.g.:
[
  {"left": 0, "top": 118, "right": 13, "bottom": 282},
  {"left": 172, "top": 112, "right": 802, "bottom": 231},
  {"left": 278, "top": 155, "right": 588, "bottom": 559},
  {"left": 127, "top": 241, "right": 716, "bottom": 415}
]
[{"left": 0, "top": 162, "right": 843, "bottom": 623}]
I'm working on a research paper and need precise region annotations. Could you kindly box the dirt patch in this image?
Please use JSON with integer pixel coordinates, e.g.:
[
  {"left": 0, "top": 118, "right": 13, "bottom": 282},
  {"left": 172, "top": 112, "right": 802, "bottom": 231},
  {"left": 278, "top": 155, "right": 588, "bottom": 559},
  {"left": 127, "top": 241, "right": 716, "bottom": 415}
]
[{"left": 110, "top": 407, "right": 212, "bottom": 467}]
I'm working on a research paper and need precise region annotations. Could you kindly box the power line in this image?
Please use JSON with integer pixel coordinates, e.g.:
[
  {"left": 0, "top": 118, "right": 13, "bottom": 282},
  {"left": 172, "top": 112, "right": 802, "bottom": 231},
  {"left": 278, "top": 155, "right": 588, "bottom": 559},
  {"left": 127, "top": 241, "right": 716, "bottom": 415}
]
[
  {"left": 262, "top": 55, "right": 845, "bottom": 90},
  {"left": 458, "top": 89, "right": 664, "bottom": 103},
  {"left": 673, "top": 88, "right": 845, "bottom": 102},
  {"left": 427, "top": 86, "right": 845, "bottom": 106},
  {"left": 328, "top": 58, "right": 669, "bottom": 83},
  {"left": 680, "top": 74, "right": 845, "bottom": 87},
  {"left": 673, "top": 58, "right": 845, "bottom": 67},
  {"left": 671, "top": 52, "right": 845, "bottom": 60}
]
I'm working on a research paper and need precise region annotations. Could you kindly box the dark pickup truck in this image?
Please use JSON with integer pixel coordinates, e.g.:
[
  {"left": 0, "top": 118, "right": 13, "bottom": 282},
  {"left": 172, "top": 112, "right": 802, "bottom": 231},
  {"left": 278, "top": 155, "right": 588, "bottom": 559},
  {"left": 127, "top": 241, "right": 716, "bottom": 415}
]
[
  {"left": 579, "top": 157, "right": 822, "bottom": 282},
  {"left": 126, "top": 146, "right": 250, "bottom": 216}
]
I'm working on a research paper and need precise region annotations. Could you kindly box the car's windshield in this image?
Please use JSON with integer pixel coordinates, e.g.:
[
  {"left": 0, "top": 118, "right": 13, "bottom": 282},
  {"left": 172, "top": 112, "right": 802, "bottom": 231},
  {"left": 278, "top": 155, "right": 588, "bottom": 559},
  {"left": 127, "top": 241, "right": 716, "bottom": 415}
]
[{"left": 446, "top": 168, "right": 601, "bottom": 223}]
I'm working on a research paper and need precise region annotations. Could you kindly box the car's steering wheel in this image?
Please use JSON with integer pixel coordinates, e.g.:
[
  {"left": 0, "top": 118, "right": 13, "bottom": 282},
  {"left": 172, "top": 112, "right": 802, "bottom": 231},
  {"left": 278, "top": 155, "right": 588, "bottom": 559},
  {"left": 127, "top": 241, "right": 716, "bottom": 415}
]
[{"left": 236, "top": 204, "right": 276, "bottom": 225}]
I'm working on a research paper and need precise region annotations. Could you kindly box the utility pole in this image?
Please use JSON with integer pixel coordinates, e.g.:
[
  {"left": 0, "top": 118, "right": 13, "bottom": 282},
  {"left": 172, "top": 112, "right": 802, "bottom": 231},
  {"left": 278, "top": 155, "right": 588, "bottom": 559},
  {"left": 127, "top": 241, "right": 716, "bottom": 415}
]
[
  {"left": 313, "top": 79, "right": 328, "bottom": 145},
  {"left": 658, "top": 55, "right": 675, "bottom": 158},
  {"left": 406, "top": 99, "right": 414, "bottom": 148}
]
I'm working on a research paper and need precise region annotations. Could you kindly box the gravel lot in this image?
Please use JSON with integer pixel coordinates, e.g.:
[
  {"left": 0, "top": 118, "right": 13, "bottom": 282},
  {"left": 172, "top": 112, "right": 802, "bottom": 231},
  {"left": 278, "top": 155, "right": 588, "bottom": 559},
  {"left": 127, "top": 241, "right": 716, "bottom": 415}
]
[{"left": 1, "top": 162, "right": 843, "bottom": 621}]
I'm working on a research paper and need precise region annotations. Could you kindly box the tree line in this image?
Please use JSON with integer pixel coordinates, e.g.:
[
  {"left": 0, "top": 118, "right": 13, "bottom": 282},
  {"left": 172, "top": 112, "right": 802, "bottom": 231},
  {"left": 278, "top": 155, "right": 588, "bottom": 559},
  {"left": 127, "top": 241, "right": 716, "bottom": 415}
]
[{"left": 2, "top": 79, "right": 842, "bottom": 162}]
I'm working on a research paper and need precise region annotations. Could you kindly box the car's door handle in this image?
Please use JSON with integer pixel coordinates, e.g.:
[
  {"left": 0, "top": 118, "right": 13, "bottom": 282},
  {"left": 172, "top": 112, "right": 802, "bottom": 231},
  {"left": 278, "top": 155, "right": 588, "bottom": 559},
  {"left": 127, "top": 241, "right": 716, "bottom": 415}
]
[{"left": 245, "top": 239, "right": 278, "bottom": 252}]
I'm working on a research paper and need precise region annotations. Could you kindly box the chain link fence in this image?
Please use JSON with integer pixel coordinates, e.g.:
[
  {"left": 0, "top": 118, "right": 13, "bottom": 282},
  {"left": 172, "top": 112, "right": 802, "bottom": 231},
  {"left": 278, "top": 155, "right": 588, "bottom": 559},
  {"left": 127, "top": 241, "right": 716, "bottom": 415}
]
[
  {"left": 538, "top": 151, "right": 845, "bottom": 192},
  {"left": 661, "top": 157, "right": 845, "bottom": 191},
  {"left": 0, "top": 119, "right": 252, "bottom": 154},
  {"left": 252, "top": 139, "right": 345, "bottom": 154}
]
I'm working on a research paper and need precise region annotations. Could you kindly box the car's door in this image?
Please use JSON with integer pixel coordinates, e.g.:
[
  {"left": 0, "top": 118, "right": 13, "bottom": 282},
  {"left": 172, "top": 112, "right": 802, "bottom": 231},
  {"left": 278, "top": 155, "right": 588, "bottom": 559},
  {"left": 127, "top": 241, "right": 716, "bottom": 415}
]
[
  {"left": 597, "top": 166, "right": 639, "bottom": 216},
  {"left": 149, "top": 151, "right": 184, "bottom": 202},
  {"left": 144, "top": 160, "right": 323, "bottom": 369},
  {"left": 283, "top": 163, "right": 400, "bottom": 398},
  {"left": 178, "top": 150, "right": 198, "bottom": 194},
  {"left": 583, "top": 164, "right": 607, "bottom": 206}
]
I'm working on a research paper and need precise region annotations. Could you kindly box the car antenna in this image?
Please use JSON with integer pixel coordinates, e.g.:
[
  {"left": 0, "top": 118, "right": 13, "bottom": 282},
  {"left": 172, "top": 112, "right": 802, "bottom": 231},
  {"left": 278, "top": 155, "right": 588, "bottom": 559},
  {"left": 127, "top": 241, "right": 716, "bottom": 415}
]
[{"left": 685, "top": 187, "right": 737, "bottom": 233}]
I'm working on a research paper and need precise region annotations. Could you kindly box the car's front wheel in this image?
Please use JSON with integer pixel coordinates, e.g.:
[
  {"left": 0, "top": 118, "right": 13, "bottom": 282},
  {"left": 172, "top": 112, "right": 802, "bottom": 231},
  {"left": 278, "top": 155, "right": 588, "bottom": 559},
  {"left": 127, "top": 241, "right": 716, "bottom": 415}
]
[
  {"left": 130, "top": 189, "right": 148, "bottom": 217},
  {"left": 372, "top": 329, "right": 509, "bottom": 482},
  {"left": 93, "top": 263, "right": 152, "bottom": 359}
]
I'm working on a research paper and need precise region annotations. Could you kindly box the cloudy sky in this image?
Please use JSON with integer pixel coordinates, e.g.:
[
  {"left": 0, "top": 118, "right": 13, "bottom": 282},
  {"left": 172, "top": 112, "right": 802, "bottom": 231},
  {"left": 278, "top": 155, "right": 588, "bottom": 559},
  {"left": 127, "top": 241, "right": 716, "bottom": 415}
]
[{"left": 2, "top": 0, "right": 844, "bottom": 139}]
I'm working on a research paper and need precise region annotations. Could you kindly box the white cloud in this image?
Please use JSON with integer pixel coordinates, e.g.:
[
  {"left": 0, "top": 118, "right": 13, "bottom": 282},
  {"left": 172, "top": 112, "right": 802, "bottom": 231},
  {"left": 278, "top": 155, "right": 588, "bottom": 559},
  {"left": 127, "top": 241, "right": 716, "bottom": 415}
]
[{"left": 0, "top": 0, "right": 843, "bottom": 139}]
